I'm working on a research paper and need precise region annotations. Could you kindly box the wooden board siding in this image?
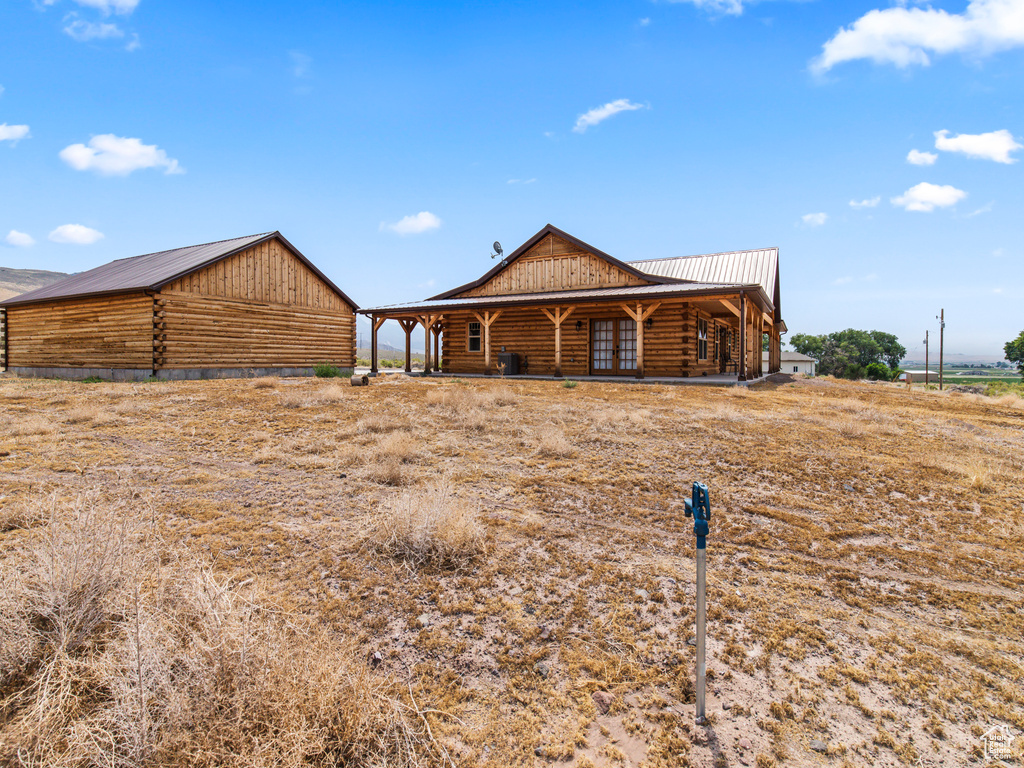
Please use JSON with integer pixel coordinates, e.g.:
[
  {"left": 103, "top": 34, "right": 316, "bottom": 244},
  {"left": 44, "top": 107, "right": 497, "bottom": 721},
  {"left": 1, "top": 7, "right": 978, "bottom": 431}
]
[
  {"left": 458, "top": 235, "right": 652, "bottom": 298},
  {"left": 5, "top": 293, "right": 153, "bottom": 369},
  {"left": 156, "top": 292, "right": 355, "bottom": 369},
  {"left": 162, "top": 239, "right": 351, "bottom": 313},
  {"left": 440, "top": 299, "right": 728, "bottom": 377}
]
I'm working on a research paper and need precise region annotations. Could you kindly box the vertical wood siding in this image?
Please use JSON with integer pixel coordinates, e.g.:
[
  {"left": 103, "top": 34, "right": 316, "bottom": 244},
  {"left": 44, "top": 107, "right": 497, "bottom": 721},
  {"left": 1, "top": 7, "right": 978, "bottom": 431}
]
[
  {"left": 163, "top": 239, "right": 348, "bottom": 312},
  {"left": 458, "top": 235, "right": 651, "bottom": 298}
]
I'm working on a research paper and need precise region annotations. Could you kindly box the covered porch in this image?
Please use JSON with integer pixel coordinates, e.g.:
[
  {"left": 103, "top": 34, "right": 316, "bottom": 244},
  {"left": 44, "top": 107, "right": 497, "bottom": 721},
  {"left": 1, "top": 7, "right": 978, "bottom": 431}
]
[{"left": 363, "top": 284, "right": 784, "bottom": 381}]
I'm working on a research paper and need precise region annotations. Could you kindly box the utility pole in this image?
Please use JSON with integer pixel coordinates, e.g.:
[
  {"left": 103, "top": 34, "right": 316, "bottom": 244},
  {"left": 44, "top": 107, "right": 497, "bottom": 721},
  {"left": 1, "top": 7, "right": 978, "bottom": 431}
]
[
  {"left": 937, "top": 309, "right": 945, "bottom": 391},
  {"left": 924, "top": 331, "right": 929, "bottom": 387}
]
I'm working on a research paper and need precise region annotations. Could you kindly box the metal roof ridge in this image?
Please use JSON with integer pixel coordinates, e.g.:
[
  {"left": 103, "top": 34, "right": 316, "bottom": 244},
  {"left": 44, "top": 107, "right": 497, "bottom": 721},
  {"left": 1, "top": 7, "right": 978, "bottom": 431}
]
[
  {"left": 628, "top": 247, "right": 779, "bottom": 264},
  {"left": 106, "top": 232, "right": 276, "bottom": 264}
]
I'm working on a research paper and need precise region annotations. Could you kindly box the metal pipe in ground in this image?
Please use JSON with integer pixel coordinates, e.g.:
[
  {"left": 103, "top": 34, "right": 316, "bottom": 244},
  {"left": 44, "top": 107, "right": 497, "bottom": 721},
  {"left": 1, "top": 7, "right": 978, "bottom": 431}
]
[{"left": 685, "top": 482, "right": 711, "bottom": 726}]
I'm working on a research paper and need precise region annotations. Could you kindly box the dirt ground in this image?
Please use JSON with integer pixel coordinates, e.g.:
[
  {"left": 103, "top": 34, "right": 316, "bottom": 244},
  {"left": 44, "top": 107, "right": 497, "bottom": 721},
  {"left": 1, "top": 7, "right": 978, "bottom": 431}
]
[{"left": 1, "top": 372, "right": 1022, "bottom": 767}]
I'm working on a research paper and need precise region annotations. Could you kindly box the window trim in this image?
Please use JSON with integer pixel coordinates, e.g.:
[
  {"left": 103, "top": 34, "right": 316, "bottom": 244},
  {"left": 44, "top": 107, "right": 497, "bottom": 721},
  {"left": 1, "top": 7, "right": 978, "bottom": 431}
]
[
  {"left": 697, "top": 317, "right": 708, "bottom": 361},
  {"left": 468, "top": 321, "right": 482, "bottom": 353}
]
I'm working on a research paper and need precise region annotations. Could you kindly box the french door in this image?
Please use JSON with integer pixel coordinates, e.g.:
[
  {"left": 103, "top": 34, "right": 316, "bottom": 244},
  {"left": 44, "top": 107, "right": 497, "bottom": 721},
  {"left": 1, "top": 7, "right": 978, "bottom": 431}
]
[{"left": 591, "top": 318, "right": 637, "bottom": 375}]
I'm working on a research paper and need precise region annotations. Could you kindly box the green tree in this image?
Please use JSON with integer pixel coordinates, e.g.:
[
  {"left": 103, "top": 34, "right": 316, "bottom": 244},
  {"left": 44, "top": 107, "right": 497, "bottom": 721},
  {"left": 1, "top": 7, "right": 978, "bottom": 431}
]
[
  {"left": 1006, "top": 330, "right": 1024, "bottom": 379},
  {"left": 790, "top": 329, "right": 906, "bottom": 379},
  {"left": 868, "top": 331, "right": 907, "bottom": 371}
]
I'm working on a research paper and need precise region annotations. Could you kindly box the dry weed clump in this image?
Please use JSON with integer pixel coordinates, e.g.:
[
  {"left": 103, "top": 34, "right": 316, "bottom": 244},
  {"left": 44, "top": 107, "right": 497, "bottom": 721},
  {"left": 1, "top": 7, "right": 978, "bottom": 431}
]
[
  {"left": 4, "top": 414, "right": 58, "bottom": 436},
  {"left": 65, "top": 404, "right": 117, "bottom": 425},
  {"left": 424, "top": 384, "right": 511, "bottom": 430},
  {"left": 368, "top": 480, "right": 485, "bottom": 567},
  {"left": 536, "top": 425, "right": 575, "bottom": 457},
  {"left": 251, "top": 376, "right": 278, "bottom": 389},
  {"left": 592, "top": 407, "right": 653, "bottom": 432},
  {"left": 0, "top": 494, "right": 429, "bottom": 768}
]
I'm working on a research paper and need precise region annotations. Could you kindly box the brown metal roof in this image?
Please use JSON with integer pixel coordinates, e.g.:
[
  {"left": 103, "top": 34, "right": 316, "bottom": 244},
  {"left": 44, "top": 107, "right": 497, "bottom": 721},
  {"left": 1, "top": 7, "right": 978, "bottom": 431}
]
[
  {"left": 0, "top": 232, "right": 358, "bottom": 309},
  {"left": 428, "top": 223, "right": 680, "bottom": 300},
  {"left": 362, "top": 280, "right": 768, "bottom": 316}
]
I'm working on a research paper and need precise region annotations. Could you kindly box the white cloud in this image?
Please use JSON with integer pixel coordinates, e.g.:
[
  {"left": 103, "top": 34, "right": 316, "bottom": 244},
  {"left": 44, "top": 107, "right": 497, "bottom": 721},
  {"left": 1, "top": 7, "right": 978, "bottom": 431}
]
[
  {"left": 5, "top": 230, "right": 35, "bottom": 247},
  {"left": 993, "top": 247, "right": 1005, "bottom": 257},
  {"left": 813, "top": 0, "right": 1024, "bottom": 73},
  {"left": 72, "top": 0, "right": 139, "bottom": 14},
  {"left": 934, "top": 128, "right": 1021, "bottom": 163},
  {"left": 290, "top": 51, "right": 312, "bottom": 78},
  {"left": 125, "top": 33, "right": 140, "bottom": 51},
  {"left": 667, "top": 0, "right": 744, "bottom": 15},
  {"left": 0, "top": 124, "right": 31, "bottom": 143},
  {"left": 573, "top": 99, "right": 647, "bottom": 133},
  {"left": 967, "top": 201, "right": 995, "bottom": 217},
  {"left": 507, "top": 178, "right": 537, "bottom": 185},
  {"left": 891, "top": 182, "right": 967, "bottom": 212},
  {"left": 0, "top": 85, "right": 5, "bottom": 97},
  {"left": 639, "top": 17, "right": 651, "bottom": 26},
  {"left": 907, "top": 149, "right": 937, "bottom": 165},
  {"left": 380, "top": 211, "right": 442, "bottom": 236},
  {"left": 64, "top": 19, "right": 125, "bottom": 41},
  {"left": 802, "top": 212, "right": 828, "bottom": 227},
  {"left": 849, "top": 196, "right": 880, "bottom": 209},
  {"left": 60, "top": 134, "right": 183, "bottom": 176},
  {"left": 49, "top": 224, "right": 104, "bottom": 244},
  {"left": 833, "top": 276, "right": 853, "bottom": 286}
]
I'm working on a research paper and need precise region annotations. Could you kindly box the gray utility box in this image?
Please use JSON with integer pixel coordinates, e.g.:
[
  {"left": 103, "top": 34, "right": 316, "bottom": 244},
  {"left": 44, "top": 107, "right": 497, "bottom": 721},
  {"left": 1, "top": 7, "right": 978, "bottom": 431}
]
[{"left": 497, "top": 352, "right": 519, "bottom": 375}]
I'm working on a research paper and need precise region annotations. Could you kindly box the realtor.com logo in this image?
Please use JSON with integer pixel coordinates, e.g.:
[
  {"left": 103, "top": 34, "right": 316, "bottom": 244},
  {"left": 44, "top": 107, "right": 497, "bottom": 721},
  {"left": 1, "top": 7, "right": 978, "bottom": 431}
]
[{"left": 982, "top": 725, "right": 1016, "bottom": 766}]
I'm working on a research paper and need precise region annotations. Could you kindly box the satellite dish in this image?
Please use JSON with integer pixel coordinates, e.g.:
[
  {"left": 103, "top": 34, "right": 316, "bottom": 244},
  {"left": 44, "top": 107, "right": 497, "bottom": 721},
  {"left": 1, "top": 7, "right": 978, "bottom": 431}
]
[{"left": 490, "top": 241, "right": 503, "bottom": 259}]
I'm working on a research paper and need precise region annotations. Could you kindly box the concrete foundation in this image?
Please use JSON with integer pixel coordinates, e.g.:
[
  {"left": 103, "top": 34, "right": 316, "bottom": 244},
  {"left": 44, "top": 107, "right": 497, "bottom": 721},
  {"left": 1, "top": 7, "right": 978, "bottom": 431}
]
[{"left": 6, "top": 366, "right": 353, "bottom": 382}]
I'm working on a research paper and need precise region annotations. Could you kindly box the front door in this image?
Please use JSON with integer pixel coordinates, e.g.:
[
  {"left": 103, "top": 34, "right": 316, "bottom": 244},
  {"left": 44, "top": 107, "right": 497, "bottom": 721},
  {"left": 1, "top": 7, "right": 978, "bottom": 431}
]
[{"left": 591, "top": 318, "right": 637, "bottom": 375}]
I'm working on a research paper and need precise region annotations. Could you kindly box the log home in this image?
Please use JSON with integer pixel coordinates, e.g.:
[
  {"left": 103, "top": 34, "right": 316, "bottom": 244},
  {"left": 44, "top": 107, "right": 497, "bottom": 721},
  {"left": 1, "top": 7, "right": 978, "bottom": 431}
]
[
  {"left": 361, "top": 224, "right": 784, "bottom": 380},
  {"left": 0, "top": 232, "right": 357, "bottom": 380}
]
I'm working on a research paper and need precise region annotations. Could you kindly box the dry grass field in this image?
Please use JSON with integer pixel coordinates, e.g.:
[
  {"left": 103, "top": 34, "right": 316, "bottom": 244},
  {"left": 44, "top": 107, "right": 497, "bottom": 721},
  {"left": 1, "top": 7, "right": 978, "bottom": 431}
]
[{"left": 1, "top": 373, "right": 1022, "bottom": 767}]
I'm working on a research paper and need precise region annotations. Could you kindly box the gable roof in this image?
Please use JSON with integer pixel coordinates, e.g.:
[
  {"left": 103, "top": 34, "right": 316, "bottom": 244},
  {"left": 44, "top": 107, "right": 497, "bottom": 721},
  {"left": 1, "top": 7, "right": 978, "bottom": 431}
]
[
  {"left": 0, "top": 232, "right": 358, "bottom": 309},
  {"left": 429, "top": 223, "right": 680, "bottom": 300},
  {"left": 629, "top": 248, "right": 780, "bottom": 313}
]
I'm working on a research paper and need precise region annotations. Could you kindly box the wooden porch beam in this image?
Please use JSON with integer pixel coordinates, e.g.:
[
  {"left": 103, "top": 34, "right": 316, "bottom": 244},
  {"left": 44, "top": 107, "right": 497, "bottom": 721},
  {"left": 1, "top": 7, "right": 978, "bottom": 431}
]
[
  {"left": 620, "top": 302, "right": 661, "bottom": 379},
  {"left": 738, "top": 292, "right": 747, "bottom": 381},
  {"left": 417, "top": 314, "right": 439, "bottom": 376},
  {"left": 718, "top": 299, "right": 741, "bottom": 318},
  {"left": 397, "top": 318, "right": 418, "bottom": 373}
]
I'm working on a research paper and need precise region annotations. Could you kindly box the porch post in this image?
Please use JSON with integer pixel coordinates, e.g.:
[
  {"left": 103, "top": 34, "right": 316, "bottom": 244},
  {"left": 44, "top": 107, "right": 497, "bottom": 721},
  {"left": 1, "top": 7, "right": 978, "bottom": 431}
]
[
  {"left": 620, "top": 302, "right": 661, "bottom": 380},
  {"left": 371, "top": 315, "right": 384, "bottom": 375},
  {"left": 541, "top": 306, "right": 576, "bottom": 378},
  {"left": 398, "top": 318, "right": 416, "bottom": 373},
  {"left": 433, "top": 319, "right": 442, "bottom": 371},
  {"left": 738, "top": 292, "right": 747, "bottom": 381},
  {"left": 472, "top": 310, "right": 503, "bottom": 374},
  {"left": 418, "top": 315, "right": 436, "bottom": 376}
]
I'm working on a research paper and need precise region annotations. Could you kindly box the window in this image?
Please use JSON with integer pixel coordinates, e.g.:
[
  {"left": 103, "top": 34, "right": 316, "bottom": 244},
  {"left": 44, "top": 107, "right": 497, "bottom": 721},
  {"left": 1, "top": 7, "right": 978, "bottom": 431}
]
[
  {"left": 697, "top": 317, "right": 708, "bottom": 361},
  {"left": 793, "top": 365, "right": 799, "bottom": 373},
  {"left": 468, "top": 321, "right": 481, "bottom": 352}
]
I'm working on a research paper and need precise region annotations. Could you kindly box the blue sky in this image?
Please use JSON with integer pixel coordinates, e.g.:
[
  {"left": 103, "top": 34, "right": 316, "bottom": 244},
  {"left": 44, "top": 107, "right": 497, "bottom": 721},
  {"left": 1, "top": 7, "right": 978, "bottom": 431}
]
[{"left": 1, "top": 0, "right": 1022, "bottom": 357}]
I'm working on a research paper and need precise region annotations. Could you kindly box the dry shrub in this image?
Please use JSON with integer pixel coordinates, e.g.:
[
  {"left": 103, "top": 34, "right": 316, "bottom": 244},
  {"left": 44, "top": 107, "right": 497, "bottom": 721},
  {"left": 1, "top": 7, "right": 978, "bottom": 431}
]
[
  {"left": 368, "top": 480, "right": 485, "bottom": 567},
  {"left": 5, "top": 414, "right": 58, "bottom": 436},
  {"left": 278, "top": 390, "right": 310, "bottom": 409},
  {"left": 318, "top": 382, "right": 348, "bottom": 403},
  {"left": 995, "top": 392, "right": 1024, "bottom": 409},
  {"left": 65, "top": 404, "right": 116, "bottom": 425},
  {"left": 536, "top": 425, "right": 575, "bottom": 457},
  {"left": 592, "top": 407, "right": 653, "bottom": 432},
  {"left": 424, "top": 385, "right": 508, "bottom": 430},
  {"left": 376, "top": 430, "right": 419, "bottom": 463},
  {"left": 363, "top": 457, "right": 408, "bottom": 486},
  {"left": 950, "top": 455, "right": 994, "bottom": 492},
  {"left": 357, "top": 413, "right": 398, "bottom": 433},
  {"left": 251, "top": 376, "right": 278, "bottom": 389},
  {"left": 704, "top": 402, "right": 748, "bottom": 423},
  {"left": 724, "top": 386, "right": 752, "bottom": 398},
  {"left": 0, "top": 495, "right": 429, "bottom": 768}
]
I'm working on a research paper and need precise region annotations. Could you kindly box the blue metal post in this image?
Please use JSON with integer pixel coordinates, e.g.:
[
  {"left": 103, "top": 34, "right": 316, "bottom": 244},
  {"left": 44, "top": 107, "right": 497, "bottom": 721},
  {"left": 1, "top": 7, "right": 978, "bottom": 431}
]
[{"left": 684, "top": 482, "right": 711, "bottom": 725}]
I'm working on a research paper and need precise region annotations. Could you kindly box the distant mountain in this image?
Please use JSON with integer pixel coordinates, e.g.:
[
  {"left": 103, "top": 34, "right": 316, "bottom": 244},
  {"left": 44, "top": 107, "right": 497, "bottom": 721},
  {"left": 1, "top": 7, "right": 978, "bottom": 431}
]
[{"left": 0, "top": 267, "right": 70, "bottom": 302}]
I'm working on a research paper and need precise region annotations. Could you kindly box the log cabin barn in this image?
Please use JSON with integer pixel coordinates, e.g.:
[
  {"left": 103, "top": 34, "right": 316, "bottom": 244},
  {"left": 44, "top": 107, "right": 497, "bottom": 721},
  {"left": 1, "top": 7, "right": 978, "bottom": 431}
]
[
  {"left": 0, "top": 232, "right": 357, "bottom": 380},
  {"left": 361, "top": 224, "right": 784, "bottom": 381}
]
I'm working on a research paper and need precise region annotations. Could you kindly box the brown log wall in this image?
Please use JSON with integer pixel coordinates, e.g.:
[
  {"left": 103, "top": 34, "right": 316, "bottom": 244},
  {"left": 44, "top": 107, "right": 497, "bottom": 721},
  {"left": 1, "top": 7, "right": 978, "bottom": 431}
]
[
  {"left": 5, "top": 293, "right": 154, "bottom": 369},
  {"left": 156, "top": 292, "right": 355, "bottom": 369},
  {"left": 440, "top": 300, "right": 732, "bottom": 377}
]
